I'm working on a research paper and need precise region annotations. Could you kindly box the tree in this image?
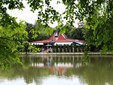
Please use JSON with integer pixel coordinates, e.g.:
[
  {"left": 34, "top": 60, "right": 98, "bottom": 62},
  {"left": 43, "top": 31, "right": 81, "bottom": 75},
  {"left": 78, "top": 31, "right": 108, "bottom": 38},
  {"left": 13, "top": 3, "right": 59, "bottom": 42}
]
[
  {"left": 68, "top": 28, "right": 84, "bottom": 40},
  {"left": 0, "top": 20, "right": 28, "bottom": 69},
  {"left": 26, "top": 21, "right": 54, "bottom": 42},
  {"left": 77, "top": 0, "right": 113, "bottom": 52}
]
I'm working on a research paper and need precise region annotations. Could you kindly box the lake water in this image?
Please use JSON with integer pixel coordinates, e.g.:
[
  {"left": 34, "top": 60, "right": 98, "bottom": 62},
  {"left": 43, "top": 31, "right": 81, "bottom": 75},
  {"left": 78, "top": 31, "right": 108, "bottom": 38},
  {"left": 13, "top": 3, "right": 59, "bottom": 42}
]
[{"left": 0, "top": 54, "right": 113, "bottom": 85}]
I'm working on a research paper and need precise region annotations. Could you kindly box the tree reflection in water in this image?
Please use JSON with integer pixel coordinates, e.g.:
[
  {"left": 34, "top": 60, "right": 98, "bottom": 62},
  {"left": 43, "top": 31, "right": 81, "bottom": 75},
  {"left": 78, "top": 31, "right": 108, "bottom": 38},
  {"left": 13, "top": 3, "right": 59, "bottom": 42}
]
[{"left": 0, "top": 54, "right": 113, "bottom": 85}]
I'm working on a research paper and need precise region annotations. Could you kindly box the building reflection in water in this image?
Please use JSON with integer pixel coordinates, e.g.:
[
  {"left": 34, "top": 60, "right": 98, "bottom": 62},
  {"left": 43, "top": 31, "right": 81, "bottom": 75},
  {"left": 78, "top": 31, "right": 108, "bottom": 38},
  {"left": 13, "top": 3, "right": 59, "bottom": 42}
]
[{"left": 30, "top": 54, "right": 83, "bottom": 75}]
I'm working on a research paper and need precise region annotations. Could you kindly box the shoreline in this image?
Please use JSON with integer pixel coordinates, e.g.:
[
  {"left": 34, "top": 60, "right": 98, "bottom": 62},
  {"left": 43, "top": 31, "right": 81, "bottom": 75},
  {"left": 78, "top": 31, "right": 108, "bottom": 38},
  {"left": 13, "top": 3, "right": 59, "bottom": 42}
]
[{"left": 19, "top": 52, "right": 113, "bottom": 55}]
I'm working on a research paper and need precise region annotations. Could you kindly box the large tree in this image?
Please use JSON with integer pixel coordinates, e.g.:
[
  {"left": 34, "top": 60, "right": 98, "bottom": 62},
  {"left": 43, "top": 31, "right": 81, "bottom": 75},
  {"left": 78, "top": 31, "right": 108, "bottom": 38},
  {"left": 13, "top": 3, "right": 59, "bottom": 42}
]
[
  {"left": 0, "top": 20, "right": 28, "bottom": 69},
  {"left": 78, "top": 0, "right": 113, "bottom": 52}
]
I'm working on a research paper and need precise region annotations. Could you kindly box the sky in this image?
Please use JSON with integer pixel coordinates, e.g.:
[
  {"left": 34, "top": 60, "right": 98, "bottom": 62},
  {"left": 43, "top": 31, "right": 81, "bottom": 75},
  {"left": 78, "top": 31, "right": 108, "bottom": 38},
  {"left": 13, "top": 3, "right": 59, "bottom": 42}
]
[
  {"left": 7, "top": 0, "right": 39, "bottom": 25},
  {"left": 0, "top": 75, "right": 86, "bottom": 85},
  {"left": 7, "top": 0, "right": 79, "bottom": 28}
]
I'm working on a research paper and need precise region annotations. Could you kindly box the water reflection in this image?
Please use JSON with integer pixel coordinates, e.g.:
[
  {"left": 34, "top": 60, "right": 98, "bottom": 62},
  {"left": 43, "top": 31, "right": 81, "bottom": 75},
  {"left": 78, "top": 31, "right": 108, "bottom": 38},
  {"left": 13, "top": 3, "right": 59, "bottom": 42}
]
[
  {"left": 41, "top": 75, "right": 87, "bottom": 85},
  {"left": 22, "top": 54, "right": 84, "bottom": 68},
  {"left": 0, "top": 54, "right": 113, "bottom": 85}
]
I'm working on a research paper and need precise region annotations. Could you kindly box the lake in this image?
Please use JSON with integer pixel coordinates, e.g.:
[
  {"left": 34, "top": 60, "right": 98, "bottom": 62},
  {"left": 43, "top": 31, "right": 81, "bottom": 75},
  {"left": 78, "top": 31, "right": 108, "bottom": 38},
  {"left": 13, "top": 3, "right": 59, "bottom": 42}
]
[{"left": 0, "top": 54, "right": 113, "bottom": 85}]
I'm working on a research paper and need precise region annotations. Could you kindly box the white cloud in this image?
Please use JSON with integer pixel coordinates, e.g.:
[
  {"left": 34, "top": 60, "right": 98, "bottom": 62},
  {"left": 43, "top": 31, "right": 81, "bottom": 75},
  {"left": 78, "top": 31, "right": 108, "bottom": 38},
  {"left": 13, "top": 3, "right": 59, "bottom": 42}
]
[
  {"left": 7, "top": 1, "right": 38, "bottom": 24},
  {"left": 7, "top": 0, "right": 79, "bottom": 27},
  {"left": 50, "top": 0, "right": 66, "bottom": 14}
]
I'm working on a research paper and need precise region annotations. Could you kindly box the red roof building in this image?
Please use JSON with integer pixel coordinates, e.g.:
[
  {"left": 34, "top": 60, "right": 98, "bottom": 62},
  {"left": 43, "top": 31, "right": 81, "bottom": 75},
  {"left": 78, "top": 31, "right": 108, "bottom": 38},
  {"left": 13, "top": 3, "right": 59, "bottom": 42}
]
[{"left": 31, "top": 32, "right": 85, "bottom": 46}]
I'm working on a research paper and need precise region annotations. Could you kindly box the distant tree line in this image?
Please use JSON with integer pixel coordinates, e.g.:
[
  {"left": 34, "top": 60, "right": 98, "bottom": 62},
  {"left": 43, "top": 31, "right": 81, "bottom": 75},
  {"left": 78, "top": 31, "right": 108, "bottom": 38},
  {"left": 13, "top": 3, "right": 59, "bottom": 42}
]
[{"left": 26, "top": 22, "right": 100, "bottom": 52}]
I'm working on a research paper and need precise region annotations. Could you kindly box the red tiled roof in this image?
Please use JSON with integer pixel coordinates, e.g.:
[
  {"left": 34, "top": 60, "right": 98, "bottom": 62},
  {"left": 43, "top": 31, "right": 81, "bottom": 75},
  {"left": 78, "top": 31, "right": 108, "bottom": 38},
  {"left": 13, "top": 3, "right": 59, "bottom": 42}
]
[
  {"left": 31, "top": 40, "right": 52, "bottom": 43},
  {"left": 31, "top": 34, "right": 85, "bottom": 44},
  {"left": 55, "top": 34, "right": 76, "bottom": 42},
  {"left": 49, "top": 34, "right": 54, "bottom": 40}
]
